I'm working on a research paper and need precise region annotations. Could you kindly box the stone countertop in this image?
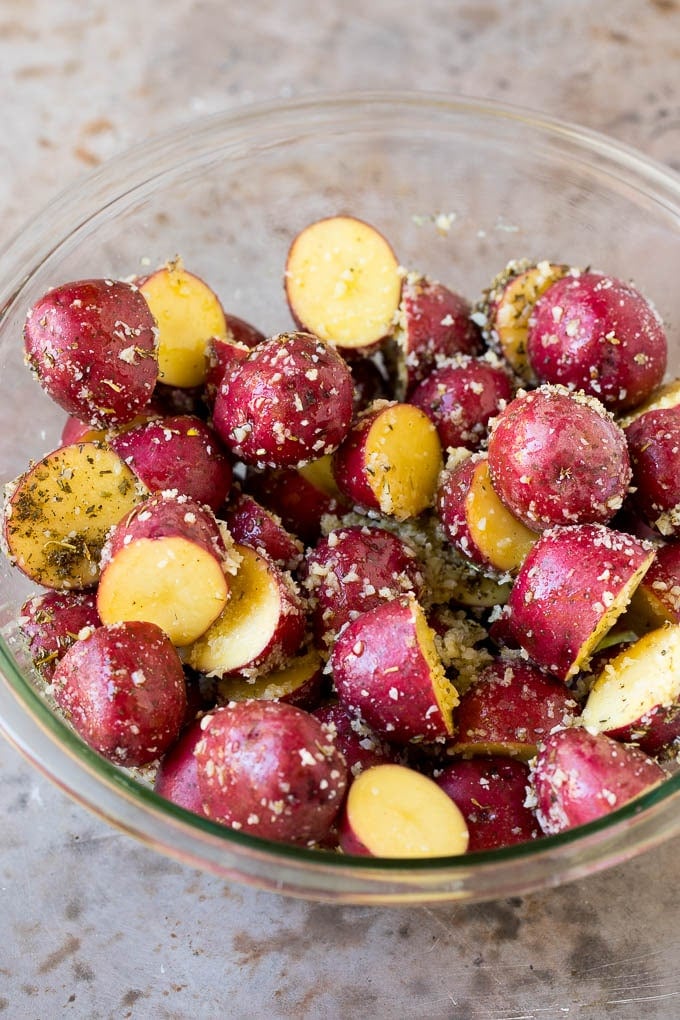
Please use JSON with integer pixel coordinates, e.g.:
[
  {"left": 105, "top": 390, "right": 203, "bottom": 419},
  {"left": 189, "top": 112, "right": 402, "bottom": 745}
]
[{"left": 2, "top": 1, "right": 680, "bottom": 1016}]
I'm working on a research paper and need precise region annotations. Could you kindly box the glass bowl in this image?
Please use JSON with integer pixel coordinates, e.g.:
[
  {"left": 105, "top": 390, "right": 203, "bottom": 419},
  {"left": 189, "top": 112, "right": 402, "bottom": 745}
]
[{"left": 1, "top": 92, "right": 680, "bottom": 905}]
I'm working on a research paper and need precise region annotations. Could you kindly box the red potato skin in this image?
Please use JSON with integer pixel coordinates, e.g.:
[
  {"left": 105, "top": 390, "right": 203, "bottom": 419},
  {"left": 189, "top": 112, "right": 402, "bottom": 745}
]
[
  {"left": 153, "top": 718, "right": 206, "bottom": 815},
  {"left": 312, "top": 702, "right": 398, "bottom": 778},
  {"left": 222, "top": 490, "right": 304, "bottom": 572},
  {"left": 330, "top": 403, "right": 385, "bottom": 512},
  {"left": 248, "top": 465, "right": 350, "bottom": 546},
  {"left": 630, "top": 541, "right": 680, "bottom": 627},
  {"left": 302, "top": 525, "right": 424, "bottom": 645},
  {"left": 213, "top": 332, "right": 354, "bottom": 469},
  {"left": 527, "top": 272, "right": 667, "bottom": 412},
  {"left": 109, "top": 414, "right": 233, "bottom": 512},
  {"left": 20, "top": 589, "right": 101, "bottom": 681},
  {"left": 204, "top": 337, "right": 250, "bottom": 407},
  {"left": 51, "top": 621, "right": 187, "bottom": 767},
  {"left": 487, "top": 386, "right": 631, "bottom": 531},
  {"left": 436, "top": 453, "right": 491, "bottom": 570},
  {"left": 504, "top": 523, "right": 654, "bottom": 681},
  {"left": 453, "top": 658, "right": 580, "bottom": 757},
  {"left": 23, "top": 279, "right": 158, "bottom": 428},
  {"left": 625, "top": 407, "right": 680, "bottom": 537},
  {"left": 530, "top": 727, "right": 666, "bottom": 835},
  {"left": 194, "top": 700, "right": 348, "bottom": 844},
  {"left": 409, "top": 357, "right": 513, "bottom": 451},
  {"left": 435, "top": 757, "right": 542, "bottom": 851},
  {"left": 398, "top": 275, "right": 483, "bottom": 396},
  {"left": 331, "top": 596, "right": 454, "bottom": 745}
]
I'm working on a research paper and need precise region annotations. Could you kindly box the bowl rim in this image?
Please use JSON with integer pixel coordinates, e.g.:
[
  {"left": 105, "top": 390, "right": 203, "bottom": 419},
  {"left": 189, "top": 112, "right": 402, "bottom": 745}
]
[{"left": 2, "top": 89, "right": 680, "bottom": 903}]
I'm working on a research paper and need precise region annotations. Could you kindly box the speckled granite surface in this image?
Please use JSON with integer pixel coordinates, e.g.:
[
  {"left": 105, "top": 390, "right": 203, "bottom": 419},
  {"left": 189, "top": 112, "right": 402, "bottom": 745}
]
[{"left": 2, "top": 2, "right": 680, "bottom": 1016}]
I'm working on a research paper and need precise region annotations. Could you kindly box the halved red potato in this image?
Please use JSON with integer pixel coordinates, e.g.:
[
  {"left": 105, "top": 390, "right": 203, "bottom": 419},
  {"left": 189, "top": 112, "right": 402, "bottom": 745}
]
[
  {"left": 389, "top": 273, "right": 482, "bottom": 398},
  {"left": 52, "top": 620, "right": 187, "bottom": 767},
  {"left": 284, "top": 215, "right": 401, "bottom": 353},
  {"left": 529, "top": 726, "right": 666, "bottom": 835},
  {"left": 628, "top": 541, "right": 680, "bottom": 631},
  {"left": 618, "top": 376, "right": 680, "bottom": 429},
  {"left": 312, "top": 701, "right": 399, "bottom": 778},
  {"left": 97, "top": 491, "right": 233, "bottom": 646},
  {"left": 204, "top": 315, "right": 265, "bottom": 407},
  {"left": 216, "top": 646, "right": 324, "bottom": 711},
  {"left": 450, "top": 658, "right": 580, "bottom": 760},
  {"left": 138, "top": 259, "right": 228, "bottom": 388},
  {"left": 332, "top": 400, "right": 442, "bottom": 520},
  {"left": 247, "top": 455, "right": 350, "bottom": 546},
  {"left": 409, "top": 354, "right": 513, "bottom": 452},
  {"left": 222, "top": 491, "right": 304, "bottom": 572},
  {"left": 194, "top": 699, "right": 348, "bottom": 844},
  {"left": 110, "top": 414, "right": 232, "bottom": 512},
  {"left": 23, "top": 278, "right": 158, "bottom": 428},
  {"left": 213, "top": 332, "right": 354, "bottom": 469},
  {"left": 185, "top": 544, "right": 306, "bottom": 678},
  {"left": 153, "top": 717, "right": 205, "bottom": 815},
  {"left": 625, "top": 406, "right": 680, "bottom": 537},
  {"left": 527, "top": 271, "right": 667, "bottom": 412},
  {"left": 503, "top": 523, "right": 655, "bottom": 681},
  {"left": 331, "top": 595, "right": 459, "bottom": 744},
  {"left": 437, "top": 453, "right": 538, "bottom": 575},
  {"left": 302, "top": 524, "right": 423, "bottom": 646},
  {"left": 582, "top": 624, "right": 680, "bottom": 755},
  {"left": 477, "top": 260, "right": 570, "bottom": 381},
  {"left": 434, "top": 756, "right": 542, "bottom": 851},
  {"left": 339, "top": 763, "right": 469, "bottom": 858},
  {"left": 20, "top": 589, "right": 101, "bottom": 680},
  {"left": 3, "top": 441, "right": 147, "bottom": 590},
  {"left": 487, "top": 385, "right": 631, "bottom": 531}
]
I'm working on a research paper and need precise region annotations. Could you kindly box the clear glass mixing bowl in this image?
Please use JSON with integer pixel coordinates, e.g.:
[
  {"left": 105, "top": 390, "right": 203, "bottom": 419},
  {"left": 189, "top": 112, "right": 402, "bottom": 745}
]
[{"left": 1, "top": 93, "right": 680, "bottom": 904}]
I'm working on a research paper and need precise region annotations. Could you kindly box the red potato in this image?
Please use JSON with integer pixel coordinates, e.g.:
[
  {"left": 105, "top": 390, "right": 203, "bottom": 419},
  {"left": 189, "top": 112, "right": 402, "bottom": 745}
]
[
  {"left": 332, "top": 400, "right": 443, "bottom": 521},
  {"left": 213, "top": 332, "right": 354, "bottom": 469},
  {"left": 434, "top": 757, "right": 542, "bottom": 851},
  {"left": 137, "top": 259, "right": 228, "bottom": 388},
  {"left": 618, "top": 376, "right": 680, "bottom": 429},
  {"left": 582, "top": 624, "right": 680, "bottom": 755},
  {"left": 477, "top": 260, "right": 570, "bottom": 381},
  {"left": 437, "top": 453, "right": 538, "bottom": 576},
  {"left": 185, "top": 543, "right": 306, "bottom": 678},
  {"left": 312, "top": 701, "right": 398, "bottom": 778},
  {"left": 51, "top": 620, "right": 187, "bottom": 767},
  {"left": 339, "top": 763, "right": 469, "bottom": 858},
  {"left": 529, "top": 726, "right": 666, "bottom": 835},
  {"left": 20, "top": 589, "right": 101, "bottom": 680},
  {"left": 109, "top": 413, "right": 233, "bottom": 512},
  {"left": 204, "top": 316, "right": 265, "bottom": 407},
  {"left": 409, "top": 355, "right": 513, "bottom": 452},
  {"left": 97, "top": 491, "right": 233, "bottom": 646},
  {"left": 503, "top": 523, "right": 655, "bottom": 682},
  {"left": 2, "top": 441, "right": 147, "bottom": 590},
  {"left": 216, "top": 647, "right": 325, "bottom": 711},
  {"left": 302, "top": 524, "right": 423, "bottom": 646},
  {"left": 248, "top": 454, "right": 351, "bottom": 545},
  {"left": 194, "top": 700, "right": 348, "bottom": 844},
  {"left": 222, "top": 490, "right": 304, "bottom": 572},
  {"left": 625, "top": 406, "right": 680, "bottom": 538},
  {"left": 284, "top": 215, "right": 401, "bottom": 353},
  {"left": 389, "top": 273, "right": 482, "bottom": 398},
  {"left": 628, "top": 541, "right": 680, "bottom": 631},
  {"left": 23, "top": 278, "right": 158, "bottom": 429},
  {"left": 153, "top": 718, "right": 205, "bottom": 815},
  {"left": 527, "top": 271, "right": 667, "bottom": 412},
  {"left": 487, "top": 385, "right": 631, "bottom": 531},
  {"left": 450, "top": 658, "right": 580, "bottom": 760},
  {"left": 331, "top": 595, "right": 459, "bottom": 744}
]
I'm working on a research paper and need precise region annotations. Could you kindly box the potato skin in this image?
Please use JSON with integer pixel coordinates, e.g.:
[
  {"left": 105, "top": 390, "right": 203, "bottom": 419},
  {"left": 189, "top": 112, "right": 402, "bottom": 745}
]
[
  {"left": 20, "top": 589, "right": 101, "bottom": 680},
  {"left": 312, "top": 701, "right": 398, "bottom": 778},
  {"left": 51, "top": 621, "right": 187, "bottom": 766},
  {"left": 194, "top": 700, "right": 347, "bottom": 844},
  {"left": 213, "top": 332, "right": 354, "bottom": 469},
  {"left": 154, "top": 718, "right": 205, "bottom": 815},
  {"left": 24, "top": 279, "right": 158, "bottom": 428},
  {"left": 222, "top": 490, "right": 303, "bottom": 571},
  {"left": 625, "top": 406, "right": 680, "bottom": 537},
  {"left": 529, "top": 727, "right": 665, "bottom": 835}
]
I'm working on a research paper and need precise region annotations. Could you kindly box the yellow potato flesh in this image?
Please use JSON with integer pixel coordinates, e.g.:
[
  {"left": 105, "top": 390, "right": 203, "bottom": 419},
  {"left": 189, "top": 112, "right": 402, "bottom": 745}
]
[
  {"left": 217, "top": 647, "right": 322, "bottom": 702},
  {"left": 494, "top": 262, "right": 567, "bottom": 378},
  {"left": 365, "top": 404, "right": 442, "bottom": 520},
  {"left": 285, "top": 216, "right": 401, "bottom": 349},
  {"left": 466, "top": 459, "right": 537, "bottom": 573},
  {"left": 97, "top": 535, "right": 228, "bottom": 646},
  {"left": 140, "top": 263, "right": 227, "bottom": 388},
  {"left": 413, "top": 600, "right": 459, "bottom": 735},
  {"left": 346, "top": 764, "right": 469, "bottom": 858}
]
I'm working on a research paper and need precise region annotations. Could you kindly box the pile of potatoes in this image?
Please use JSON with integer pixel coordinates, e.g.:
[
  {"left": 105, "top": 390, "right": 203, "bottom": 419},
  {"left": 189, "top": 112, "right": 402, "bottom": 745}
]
[{"left": 6, "top": 215, "right": 680, "bottom": 858}]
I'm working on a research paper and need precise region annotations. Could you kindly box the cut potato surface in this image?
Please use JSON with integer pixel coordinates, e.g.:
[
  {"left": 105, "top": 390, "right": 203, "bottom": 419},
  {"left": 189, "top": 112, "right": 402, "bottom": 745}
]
[
  {"left": 465, "top": 459, "right": 537, "bottom": 573},
  {"left": 139, "top": 260, "right": 228, "bottom": 388},
  {"left": 216, "top": 647, "right": 324, "bottom": 709},
  {"left": 340, "top": 764, "right": 469, "bottom": 858},
  {"left": 285, "top": 216, "right": 401, "bottom": 350},
  {"left": 3, "top": 442, "right": 146, "bottom": 589}
]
